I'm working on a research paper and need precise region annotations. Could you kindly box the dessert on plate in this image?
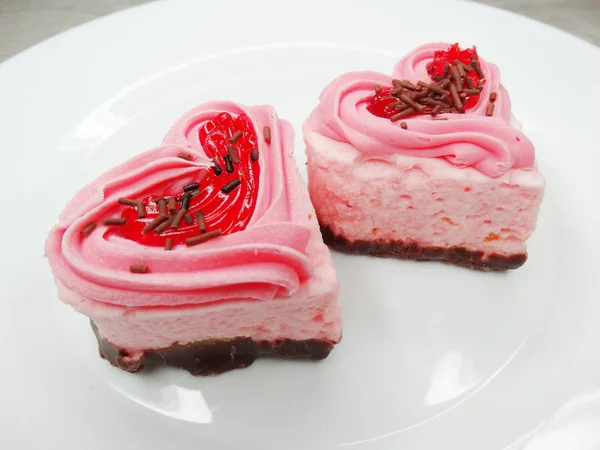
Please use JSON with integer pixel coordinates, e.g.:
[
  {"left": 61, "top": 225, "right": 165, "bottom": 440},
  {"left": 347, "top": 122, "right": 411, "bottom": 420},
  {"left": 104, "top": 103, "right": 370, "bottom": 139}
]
[
  {"left": 304, "top": 43, "right": 545, "bottom": 270},
  {"left": 46, "top": 101, "right": 342, "bottom": 375}
]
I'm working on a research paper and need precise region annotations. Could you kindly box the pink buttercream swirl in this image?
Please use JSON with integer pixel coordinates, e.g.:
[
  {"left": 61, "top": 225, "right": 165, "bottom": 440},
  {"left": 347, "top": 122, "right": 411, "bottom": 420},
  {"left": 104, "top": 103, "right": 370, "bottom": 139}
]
[
  {"left": 304, "top": 42, "right": 535, "bottom": 177},
  {"left": 46, "top": 102, "right": 313, "bottom": 307}
]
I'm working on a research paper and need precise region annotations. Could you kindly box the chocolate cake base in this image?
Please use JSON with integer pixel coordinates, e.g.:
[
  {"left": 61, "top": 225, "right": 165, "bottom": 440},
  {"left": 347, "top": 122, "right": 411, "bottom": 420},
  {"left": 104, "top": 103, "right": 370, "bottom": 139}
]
[
  {"left": 92, "top": 322, "right": 335, "bottom": 376},
  {"left": 320, "top": 225, "right": 526, "bottom": 271}
]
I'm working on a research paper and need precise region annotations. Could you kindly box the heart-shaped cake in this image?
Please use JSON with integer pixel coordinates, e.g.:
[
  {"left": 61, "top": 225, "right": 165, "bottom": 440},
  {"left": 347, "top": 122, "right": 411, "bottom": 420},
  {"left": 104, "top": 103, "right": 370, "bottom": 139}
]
[
  {"left": 304, "top": 43, "right": 545, "bottom": 270},
  {"left": 46, "top": 101, "right": 342, "bottom": 375}
]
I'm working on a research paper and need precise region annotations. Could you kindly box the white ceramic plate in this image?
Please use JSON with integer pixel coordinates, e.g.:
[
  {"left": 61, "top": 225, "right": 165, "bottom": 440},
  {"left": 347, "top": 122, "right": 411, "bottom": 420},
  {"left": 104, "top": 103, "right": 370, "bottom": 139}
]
[{"left": 1, "top": 0, "right": 600, "bottom": 449}]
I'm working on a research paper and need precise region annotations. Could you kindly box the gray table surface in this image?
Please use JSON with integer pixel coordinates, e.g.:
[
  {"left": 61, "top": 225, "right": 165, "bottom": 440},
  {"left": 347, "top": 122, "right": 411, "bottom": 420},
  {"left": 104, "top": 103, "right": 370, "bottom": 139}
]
[{"left": 0, "top": 0, "right": 599, "bottom": 63}]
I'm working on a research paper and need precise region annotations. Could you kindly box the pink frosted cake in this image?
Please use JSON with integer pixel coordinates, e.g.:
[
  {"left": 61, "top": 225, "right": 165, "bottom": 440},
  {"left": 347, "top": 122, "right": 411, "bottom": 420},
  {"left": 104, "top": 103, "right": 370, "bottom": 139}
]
[
  {"left": 304, "top": 43, "right": 545, "bottom": 270},
  {"left": 46, "top": 101, "right": 342, "bottom": 375}
]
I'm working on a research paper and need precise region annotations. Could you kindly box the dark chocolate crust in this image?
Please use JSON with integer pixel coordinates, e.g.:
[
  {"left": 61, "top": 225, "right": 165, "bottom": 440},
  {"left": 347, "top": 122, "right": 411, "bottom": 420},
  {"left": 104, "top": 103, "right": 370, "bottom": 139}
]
[
  {"left": 320, "top": 225, "right": 526, "bottom": 271},
  {"left": 92, "top": 322, "right": 335, "bottom": 376}
]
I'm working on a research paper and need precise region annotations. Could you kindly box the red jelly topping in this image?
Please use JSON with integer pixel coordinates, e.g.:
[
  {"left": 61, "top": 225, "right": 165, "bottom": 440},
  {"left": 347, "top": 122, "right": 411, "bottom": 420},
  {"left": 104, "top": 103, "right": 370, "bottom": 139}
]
[
  {"left": 367, "top": 87, "right": 400, "bottom": 118},
  {"left": 367, "top": 43, "right": 485, "bottom": 120},
  {"left": 112, "top": 112, "right": 260, "bottom": 247}
]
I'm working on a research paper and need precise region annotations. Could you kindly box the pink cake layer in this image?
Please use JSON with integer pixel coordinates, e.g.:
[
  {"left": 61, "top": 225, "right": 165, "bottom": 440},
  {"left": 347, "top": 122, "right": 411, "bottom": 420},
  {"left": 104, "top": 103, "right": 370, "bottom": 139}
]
[
  {"left": 305, "top": 130, "right": 545, "bottom": 258},
  {"left": 57, "top": 219, "right": 341, "bottom": 351}
]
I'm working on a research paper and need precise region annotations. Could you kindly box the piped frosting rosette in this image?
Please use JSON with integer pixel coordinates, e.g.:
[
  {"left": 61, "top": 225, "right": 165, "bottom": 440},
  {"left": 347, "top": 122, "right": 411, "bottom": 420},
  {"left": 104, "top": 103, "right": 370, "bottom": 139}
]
[
  {"left": 304, "top": 42, "right": 536, "bottom": 177},
  {"left": 46, "top": 101, "right": 313, "bottom": 308}
]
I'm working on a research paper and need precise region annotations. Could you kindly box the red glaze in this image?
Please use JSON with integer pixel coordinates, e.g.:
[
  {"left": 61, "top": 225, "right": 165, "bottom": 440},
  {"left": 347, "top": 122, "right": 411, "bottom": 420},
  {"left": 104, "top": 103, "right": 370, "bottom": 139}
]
[
  {"left": 367, "top": 43, "right": 485, "bottom": 119},
  {"left": 366, "top": 87, "right": 399, "bottom": 118},
  {"left": 112, "top": 112, "right": 260, "bottom": 247}
]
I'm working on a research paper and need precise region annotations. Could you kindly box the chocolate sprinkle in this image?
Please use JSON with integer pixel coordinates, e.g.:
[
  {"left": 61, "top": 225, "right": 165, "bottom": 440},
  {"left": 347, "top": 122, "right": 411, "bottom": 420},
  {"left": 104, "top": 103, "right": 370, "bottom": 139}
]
[
  {"left": 413, "top": 89, "right": 430, "bottom": 100},
  {"left": 399, "top": 94, "right": 424, "bottom": 112},
  {"left": 490, "top": 92, "right": 498, "bottom": 103},
  {"left": 374, "top": 84, "right": 381, "bottom": 95},
  {"left": 421, "top": 98, "right": 446, "bottom": 107},
  {"left": 394, "top": 104, "right": 411, "bottom": 113},
  {"left": 423, "top": 82, "right": 450, "bottom": 96},
  {"left": 222, "top": 179, "right": 241, "bottom": 194},
  {"left": 473, "top": 60, "right": 484, "bottom": 78},
  {"left": 136, "top": 202, "right": 146, "bottom": 219},
  {"left": 394, "top": 79, "right": 419, "bottom": 91},
  {"left": 400, "top": 122, "right": 408, "bottom": 130},
  {"left": 450, "top": 66, "right": 462, "bottom": 92},
  {"left": 263, "top": 125, "right": 271, "bottom": 143},
  {"left": 454, "top": 59, "right": 466, "bottom": 79},
  {"left": 223, "top": 155, "right": 234, "bottom": 173},
  {"left": 183, "top": 182, "right": 199, "bottom": 192},
  {"left": 449, "top": 84, "right": 464, "bottom": 112},
  {"left": 154, "top": 216, "right": 173, "bottom": 234},
  {"left": 227, "top": 144, "right": 240, "bottom": 164},
  {"left": 168, "top": 197, "right": 177, "bottom": 215},
  {"left": 143, "top": 215, "right": 168, "bottom": 233},
  {"left": 462, "top": 62, "right": 474, "bottom": 72},
  {"left": 463, "top": 88, "right": 481, "bottom": 95},
  {"left": 164, "top": 238, "right": 173, "bottom": 251},
  {"left": 465, "top": 77, "right": 475, "bottom": 89},
  {"left": 181, "top": 193, "right": 191, "bottom": 211},
  {"left": 157, "top": 198, "right": 167, "bottom": 216},
  {"left": 177, "top": 152, "right": 192, "bottom": 161},
  {"left": 228, "top": 130, "right": 243, "bottom": 143},
  {"left": 81, "top": 221, "right": 97, "bottom": 237},
  {"left": 171, "top": 209, "right": 187, "bottom": 229},
  {"left": 439, "top": 79, "right": 451, "bottom": 89},
  {"left": 184, "top": 214, "right": 193, "bottom": 225},
  {"left": 486, "top": 103, "right": 495, "bottom": 116},
  {"left": 251, "top": 148, "right": 259, "bottom": 162},
  {"left": 211, "top": 158, "right": 223, "bottom": 176},
  {"left": 102, "top": 218, "right": 127, "bottom": 226},
  {"left": 130, "top": 264, "right": 148, "bottom": 274},
  {"left": 432, "top": 104, "right": 442, "bottom": 116},
  {"left": 443, "top": 63, "right": 450, "bottom": 79},
  {"left": 186, "top": 229, "right": 222, "bottom": 247},
  {"left": 390, "top": 108, "right": 415, "bottom": 122},
  {"left": 118, "top": 198, "right": 138, "bottom": 207},
  {"left": 195, "top": 211, "right": 207, "bottom": 233},
  {"left": 390, "top": 87, "right": 403, "bottom": 98}
]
